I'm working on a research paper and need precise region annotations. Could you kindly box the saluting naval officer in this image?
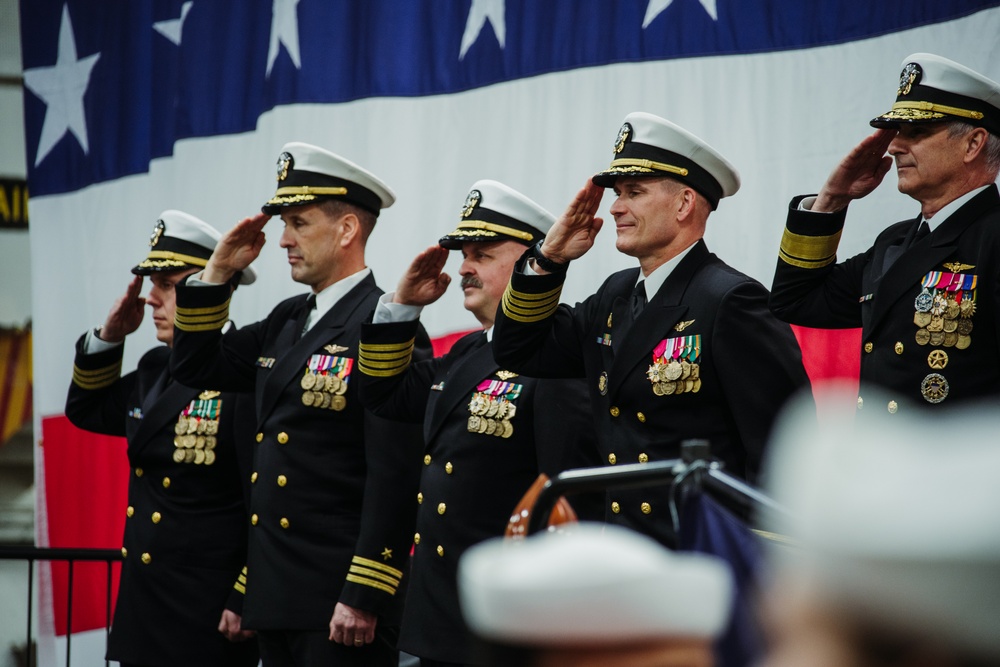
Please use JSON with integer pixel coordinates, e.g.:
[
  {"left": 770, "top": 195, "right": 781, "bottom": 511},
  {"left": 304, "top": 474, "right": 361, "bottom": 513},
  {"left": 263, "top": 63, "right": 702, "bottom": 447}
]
[
  {"left": 169, "top": 143, "right": 431, "bottom": 666},
  {"left": 491, "top": 112, "right": 811, "bottom": 547},
  {"left": 769, "top": 53, "right": 1000, "bottom": 413},
  {"left": 65, "top": 211, "right": 259, "bottom": 667},
  {"left": 357, "top": 180, "right": 602, "bottom": 666}
]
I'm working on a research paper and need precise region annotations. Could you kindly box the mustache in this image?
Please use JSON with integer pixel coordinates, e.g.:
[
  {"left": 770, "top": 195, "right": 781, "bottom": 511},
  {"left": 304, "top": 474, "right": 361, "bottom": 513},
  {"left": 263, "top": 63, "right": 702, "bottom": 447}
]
[{"left": 461, "top": 276, "right": 483, "bottom": 289}]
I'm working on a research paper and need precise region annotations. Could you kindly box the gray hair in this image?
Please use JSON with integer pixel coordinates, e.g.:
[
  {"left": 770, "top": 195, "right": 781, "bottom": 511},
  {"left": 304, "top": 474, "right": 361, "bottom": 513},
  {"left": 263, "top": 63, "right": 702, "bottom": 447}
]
[{"left": 947, "top": 121, "right": 1000, "bottom": 175}]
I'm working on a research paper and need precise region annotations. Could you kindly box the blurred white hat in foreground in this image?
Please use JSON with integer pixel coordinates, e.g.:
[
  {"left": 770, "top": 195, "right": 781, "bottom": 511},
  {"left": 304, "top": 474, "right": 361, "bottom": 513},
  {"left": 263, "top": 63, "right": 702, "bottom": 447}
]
[
  {"left": 458, "top": 522, "right": 733, "bottom": 644},
  {"left": 762, "top": 384, "right": 1000, "bottom": 659}
]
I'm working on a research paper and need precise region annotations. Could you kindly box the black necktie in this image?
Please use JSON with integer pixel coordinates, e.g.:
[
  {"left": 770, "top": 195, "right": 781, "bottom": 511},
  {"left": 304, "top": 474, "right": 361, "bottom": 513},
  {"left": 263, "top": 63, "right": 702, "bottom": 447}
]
[
  {"left": 296, "top": 294, "right": 316, "bottom": 339},
  {"left": 630, "top": 281, "right": 647, "bottom": 319},
  {"left": 912, "top": 220, "right": 931, "bottom": 246}
]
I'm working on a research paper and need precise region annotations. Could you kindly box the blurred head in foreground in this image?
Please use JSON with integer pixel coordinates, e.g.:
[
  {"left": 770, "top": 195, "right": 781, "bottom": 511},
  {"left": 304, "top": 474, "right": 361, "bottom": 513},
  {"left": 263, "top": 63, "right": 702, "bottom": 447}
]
[
  {"left": 760, "top": 385, "right": 1000, "bottom": 667},
  {"left": 458, "top": 523, "right": 734, "bottom": 667}
]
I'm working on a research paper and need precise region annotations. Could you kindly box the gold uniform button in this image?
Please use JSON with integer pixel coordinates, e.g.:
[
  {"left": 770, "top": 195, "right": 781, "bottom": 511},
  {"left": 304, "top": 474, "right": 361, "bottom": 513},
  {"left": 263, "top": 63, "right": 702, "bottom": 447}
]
[
  {"left": 424, "top": 454, "right": 431, "bottom": 465},
  {"left": 445, "top": 462, "right": 454, "bottom": 474},
  {"left": 437, "top": 503, "right": 447, "bottom": 515},
  {"left": 277, "top": 432, "right": 289, "bottom": 444},
  {"left": 414, "top": 533, "right": 421, "bottom": 544},
  {"left": 611, "top": 501, "right": 620, "bottom": 514},
  {"left": 251, "top": 472, "right": 258, "bottom": 483},
  {"left": 636, "top": 412, "right": 646, "bottom": 423},
  {"left": 638, "top": 453, "right": 649, "bottom": 463},
  {"left": 609, "top": 406, "right": 620, "bottom": 417},
  {"left": 126, "top": 506, "right": 134, "bottom": 518},
  {"left": 895, "top": 342, "right": 904, "bottom": 355},
  {"left": 162, "top": 477, "right": 171, "bottom": 488},
  {"left": 251, "top": 514, "right": 258, "bottom": 525},
  {"left": 436, "top": 545, "right": 445, "bottom": 557},
  {"left": 121, "top": 547, "right": 127, "bottom": 558},
  {"left": 280, "top": 517, "right": 290, "bottom": 529},
  {"left": 864, "top": 342, "right": 873, "bottom": 353},
  {"left": 151, "top": 512, "right": 161, "bottom": 524},
  {"left": 417, "top": 492, "right": 423, "bottom": 504},
  {"left": 277, "top": 475, "right": 287, "bottom": 487},
  {"left": 888, "top": 400, "right": 898, "bottom": 414},
  {"left": 608, "top": 453, "right": 617, "bottom": 465},
  {"left": 135, "top": 468, "right": 143, "bottom": 477},
  {"left": 641, "top": 502, "right": 652, "bottom": 515},
  {"left": 141, "top": 553, "right": 152, "bottom": 565},
  {"left": 255, "top": 432, "right": 263, "bottom": 443}
]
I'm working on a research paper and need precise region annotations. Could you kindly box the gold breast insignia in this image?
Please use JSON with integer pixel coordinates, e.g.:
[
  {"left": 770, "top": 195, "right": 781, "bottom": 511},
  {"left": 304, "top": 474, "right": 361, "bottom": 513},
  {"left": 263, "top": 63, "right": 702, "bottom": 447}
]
[
  {"left": 673, "top": 319, "right": 695, "bottom": 332},
  {"left": 942, "top": 262, "right": 974, "bottom": 272}
]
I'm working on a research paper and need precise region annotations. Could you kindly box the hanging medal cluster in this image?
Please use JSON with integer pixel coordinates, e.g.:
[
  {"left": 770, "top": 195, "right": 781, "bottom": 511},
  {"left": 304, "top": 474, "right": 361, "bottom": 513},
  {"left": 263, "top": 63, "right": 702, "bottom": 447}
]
[
  {"left": 913, "top": 269, "right": 976, "bottom": 404},
  {"left": 172, "top": 391, "right": 221, "bottom": 465},
  {"left": 467, "top": 379, "right": 522, "bottom": 438},
  {"left": 913, "top": 271, "right": 976, "bottom": 349},
  {"left": 647, "top": 335, "right": 702, "bottom": 396},
  {"left": 300, "top": 354, "right": 352, "bottom": 411}
]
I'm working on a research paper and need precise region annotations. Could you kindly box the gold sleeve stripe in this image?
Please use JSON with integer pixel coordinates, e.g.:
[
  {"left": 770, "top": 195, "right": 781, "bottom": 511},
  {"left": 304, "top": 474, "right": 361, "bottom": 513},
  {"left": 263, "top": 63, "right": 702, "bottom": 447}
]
[
  {"left": 358, "top": 339, "right": 416, "bottom": 353},
  {"left": 72, "top": 363, "right": 122, "bottom": 389},
  {"left": 351, "top": 556, "right": 403, "bottom": 578},
  {"left": 506, "top": 284, "right": 564, "bottom": 302},
  {"left": 502, "top": 293, "right": 559, "bottom": 323},
  {"left": 358, "top": 363, "right": 408, "bottom": 378},
  {"left": 358, "top": 347, "right": 414, "bottom": 361},
  {"left": 778, "top": 228, "right": 841, "bottom": 269},
  {"left": 358, "top": 358, "right": 410, "bottom": 371},
  {"left": 345, "top": 574, "right": 397, "bottom": 596},
  {"left": 348, "top": 565, "right": 401, "bottom": 587},
  {"left": 502, "top": 293, "right": 560, "bottom": 318},
  {"left": 233, "top": 582, "right": 246, "bottom": 594},
  {"left": 175, "top": 301, "right": 230, "bottom": 331},
  {"left": 175, "top": 300, "right": 231, "bottom": 317}
]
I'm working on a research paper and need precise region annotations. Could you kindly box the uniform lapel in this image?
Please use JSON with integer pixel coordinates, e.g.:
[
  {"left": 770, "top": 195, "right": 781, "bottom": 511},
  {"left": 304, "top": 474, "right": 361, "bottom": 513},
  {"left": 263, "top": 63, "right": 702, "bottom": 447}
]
[
  {"left": 131, "top": 372, "right": 198, "bottom": 457},
  {"left": 425, "top": 332, "right": 493, "bottom": 443},
  {"left": 607, "top": 241, "right": 707, "bottom": 399},
  {"left": 258, "top": 275, "right": 378, "bottom": 422},
  {"left": 867, "top": 187, "right": 997, "bottom": 335}
]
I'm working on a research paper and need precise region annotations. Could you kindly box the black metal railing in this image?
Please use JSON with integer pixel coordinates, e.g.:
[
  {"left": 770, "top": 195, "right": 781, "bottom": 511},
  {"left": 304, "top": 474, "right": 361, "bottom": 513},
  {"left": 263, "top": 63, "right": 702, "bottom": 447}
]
[
  {"left": 526, "top": 439, "right": 789, "bottom": 536},
  {"left": 0, "top": 546, "right": 121, "bottom": 667}
]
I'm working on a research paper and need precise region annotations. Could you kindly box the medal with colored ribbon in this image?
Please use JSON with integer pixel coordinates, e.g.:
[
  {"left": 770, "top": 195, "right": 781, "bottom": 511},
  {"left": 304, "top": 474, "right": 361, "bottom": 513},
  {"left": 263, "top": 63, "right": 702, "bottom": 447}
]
[
  {"left": 301, "top": 354, "right": 353, "bottom": 410},
  {"left": 467, "top": 378, "right": 522, "bottom": 438},
  {"left": 647, "top": 335, "right": 702, "bottom": 396},
  {"left": 914, "top": 271, "right": 975, "bottom": 351},
  {"left": 173, "top": 393, "right": 221, "bottom": 465}
]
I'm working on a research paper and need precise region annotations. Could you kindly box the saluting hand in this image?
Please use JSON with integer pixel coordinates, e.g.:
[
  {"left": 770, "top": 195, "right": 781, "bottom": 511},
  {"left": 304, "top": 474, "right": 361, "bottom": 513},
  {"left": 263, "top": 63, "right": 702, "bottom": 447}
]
[
  {"left": 537, "top": 180, "right": 605, "bottom": 266},
  {"left": 99, "top": 276, "right": 145, "bottom": 343},
  {"left": 394, "top": 245, "right": 452, "bottom": 306},
  {"left": 203, "top": 213, "right": 269, "bottom": 284},
  {"left": 813, "top": 129, "right": 897, "bottom": 213}
]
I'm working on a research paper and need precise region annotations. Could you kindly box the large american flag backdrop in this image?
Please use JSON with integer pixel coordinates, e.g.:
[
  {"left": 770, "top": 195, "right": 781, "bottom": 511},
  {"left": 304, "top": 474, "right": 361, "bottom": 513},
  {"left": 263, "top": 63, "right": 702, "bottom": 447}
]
[{"left": 21, "top": 0, "right": 1000, "bottom": 662}]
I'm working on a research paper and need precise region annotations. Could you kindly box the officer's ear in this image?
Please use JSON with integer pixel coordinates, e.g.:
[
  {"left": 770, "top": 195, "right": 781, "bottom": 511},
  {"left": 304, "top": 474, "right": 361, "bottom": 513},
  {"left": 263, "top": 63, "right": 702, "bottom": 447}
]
[{"left": 962, "top": 126, "right": 990, "bottom": 164}]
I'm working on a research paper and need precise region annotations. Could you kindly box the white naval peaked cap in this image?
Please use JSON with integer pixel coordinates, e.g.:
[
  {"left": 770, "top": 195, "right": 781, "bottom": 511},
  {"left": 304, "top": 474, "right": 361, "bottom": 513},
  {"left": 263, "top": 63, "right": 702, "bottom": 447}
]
[
  {"left": 132, "top": 210, "right": 257, "bottom": 285},
  {"left": 763, "top": 387, "right": 1000, "bottom": 659},
  {"left": 593, "top": 111, "right": 741, "bottom": 209},
  {"left": 438, "top": 179, "right": 556, "bottom": 249},
  {"left": 871, "top": 53, "right": 1000, "bottom": 136},
  {"left": 458, "top": 523, "right": 734, "bottom": 644},
  {"left": 263, "top": 141, "right": 396, "bottom": 216}
]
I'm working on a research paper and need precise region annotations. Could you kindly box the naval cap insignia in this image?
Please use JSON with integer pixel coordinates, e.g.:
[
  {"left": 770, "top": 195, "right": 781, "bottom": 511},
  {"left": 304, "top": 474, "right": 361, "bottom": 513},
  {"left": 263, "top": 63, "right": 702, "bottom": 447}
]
[
  {"left": 461, "top": 189, "right": 481, "bottom": 218},
  {"left": 276, "top": 152, "right": 294, "bottom": 182},
  {"left": 614, "top": 122, "right": 632, "bottom": 155},
  {"left": 149, "top": 219, "right": 165, "bottom": 247},
  {"left": 898, "top": 62, "right": 921, "bottom": 97}
]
